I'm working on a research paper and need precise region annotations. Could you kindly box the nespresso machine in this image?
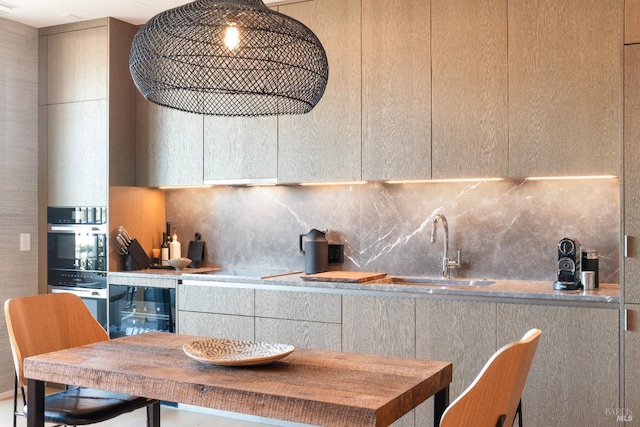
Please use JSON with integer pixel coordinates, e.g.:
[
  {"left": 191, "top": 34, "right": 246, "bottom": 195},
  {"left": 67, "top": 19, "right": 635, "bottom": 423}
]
[{"left": 553, "top": 237, "right": 581, "bottom": 290}]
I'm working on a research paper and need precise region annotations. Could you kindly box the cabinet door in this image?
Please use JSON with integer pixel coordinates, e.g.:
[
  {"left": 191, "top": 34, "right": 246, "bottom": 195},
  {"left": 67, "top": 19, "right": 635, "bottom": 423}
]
[
  {"left": 255, "top": 290, "right": 342, "bottom": 350},
  {"left": 342, "top": 295, "right": 415, "bottom": 427},
  {"left": 136, "top": 96, "right": 204, "bottom": 187},
  {"left": 178, "top": 282, "right": 254, "bottom": 340},
  {"left": 361, "top": 0, "right": 431, "bottom": 181},
  {"left": 179, "top": 311, "right": 254, "bottom": 341},
  {"left": 497, "top": 303, "right": 619, "bottom": 427},
  {"left": 277, "top": 0, "right": 361, "bottom": 183},
  {"left": 627, "top": 0, "right": 640, "bottom": 44},
  {"left": 415, "top": 299, "right": 497, "bottom": 427},
  {"left": 47, "top": 100, "right": 107, "bottom": 206},
  {"left": 178, "top": 282, "right": 253, "bottom": 315},
  {"left": 46, "top": 25, "right": 107, "bottom": 104},
  {"left": 255, "top": 289, "right": 341, "bottom": 323},
  {"left": 203, "top": 116, "right": 277, "bottom": 183},
  {"left": 508, "top": 0, "right": 621, "bottom": 177},
  {"left": 255, "top": 318, "right": 341, "bottom": 350},
  {"left": 625, "top": 44, "right": 640, "bottom": 304},
  {"left": 431, "top": 0, "right": 508, "bottom": 178},
  {"left": 342, "top": 295, "right": 415, "bottom": 357},
  {"left": 625, "top": 305, "right": 640, "bottom": 422}
]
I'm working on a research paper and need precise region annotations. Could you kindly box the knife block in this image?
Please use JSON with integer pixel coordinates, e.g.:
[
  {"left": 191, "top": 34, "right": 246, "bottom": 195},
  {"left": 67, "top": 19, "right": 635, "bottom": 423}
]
[{"left": 124, "top": 239, "right": 151, "bottom": 270}]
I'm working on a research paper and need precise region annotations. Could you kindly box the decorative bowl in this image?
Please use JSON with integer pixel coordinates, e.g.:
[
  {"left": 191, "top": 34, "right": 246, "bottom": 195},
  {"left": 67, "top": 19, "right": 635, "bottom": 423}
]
[{"left": 168, "top": 257, "right": 191, "bottom": 270}]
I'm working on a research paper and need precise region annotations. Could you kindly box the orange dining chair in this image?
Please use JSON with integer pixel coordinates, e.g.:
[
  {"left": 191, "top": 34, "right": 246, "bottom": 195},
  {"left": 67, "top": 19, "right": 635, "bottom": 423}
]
[
  {"left": 439, "top": 328, "right": 542, "bottom": 427},
  {"left": 5, "top": 292, "right": 160, "bottom": 427}
]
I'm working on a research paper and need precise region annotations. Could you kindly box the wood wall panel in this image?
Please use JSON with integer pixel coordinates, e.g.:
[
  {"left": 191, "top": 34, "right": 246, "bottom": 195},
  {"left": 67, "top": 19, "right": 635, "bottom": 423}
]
[
  {"left": 108, "top": 186, "right": 166, "bottom": 271},
  {"left": 0, "top": 17, "right": 39, "bottom": 395}
]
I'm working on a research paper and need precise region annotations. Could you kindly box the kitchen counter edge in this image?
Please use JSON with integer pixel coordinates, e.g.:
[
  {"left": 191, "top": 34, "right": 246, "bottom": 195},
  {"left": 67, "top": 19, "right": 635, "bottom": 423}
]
[{"left": 107, "top": 270, "right": 622, "bottom": 305}]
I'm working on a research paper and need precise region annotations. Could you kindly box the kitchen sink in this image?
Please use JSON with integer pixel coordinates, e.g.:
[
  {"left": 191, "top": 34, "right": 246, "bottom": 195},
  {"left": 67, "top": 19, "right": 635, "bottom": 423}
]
[{"left": 385, "top": 276, "right": 495, "bottom": 287}]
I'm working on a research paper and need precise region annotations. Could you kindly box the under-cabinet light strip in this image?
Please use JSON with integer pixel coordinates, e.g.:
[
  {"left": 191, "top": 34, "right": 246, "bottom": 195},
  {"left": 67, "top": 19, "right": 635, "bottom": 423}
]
[{"left": 525, "top": 175, "right": 617, "bottom": 181}]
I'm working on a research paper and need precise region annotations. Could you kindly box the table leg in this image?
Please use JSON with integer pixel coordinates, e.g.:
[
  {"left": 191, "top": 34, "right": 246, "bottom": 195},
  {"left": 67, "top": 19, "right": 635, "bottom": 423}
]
[
  {"left": 26, "top": 379, "right": 45, "bottom": 427},
  {"left": 433, "top": 385, "right": 450, "bottom": 427},
  {"left": 148, "top": 400, "right": 161, "bottom": 427}
]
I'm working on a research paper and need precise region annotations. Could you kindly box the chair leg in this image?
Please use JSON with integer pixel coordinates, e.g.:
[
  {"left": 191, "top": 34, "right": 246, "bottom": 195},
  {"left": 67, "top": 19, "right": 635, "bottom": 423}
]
[
  {"left": 147, "top": 401, "right": 161, "bottom": 427},
  {"left": 13, "top": 374, "right": 18, "bottom": 427},
  {"left": 516, "top": 399, "right": 523, "bottom": 427},
  {"left": 13, "top": 373, "right": 27, "bottom": 427}
]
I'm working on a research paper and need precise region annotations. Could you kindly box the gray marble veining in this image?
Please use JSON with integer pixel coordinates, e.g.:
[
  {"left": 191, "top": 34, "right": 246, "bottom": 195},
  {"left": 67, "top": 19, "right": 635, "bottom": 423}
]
[{"left": 166, "top": 178, "right": 620, "bottom": 283}]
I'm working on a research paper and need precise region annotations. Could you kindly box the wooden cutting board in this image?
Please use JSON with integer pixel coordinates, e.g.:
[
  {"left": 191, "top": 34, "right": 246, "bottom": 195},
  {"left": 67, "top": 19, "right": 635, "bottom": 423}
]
[{"left": 301, "top": 271, "right": 387, "bottom": 283}]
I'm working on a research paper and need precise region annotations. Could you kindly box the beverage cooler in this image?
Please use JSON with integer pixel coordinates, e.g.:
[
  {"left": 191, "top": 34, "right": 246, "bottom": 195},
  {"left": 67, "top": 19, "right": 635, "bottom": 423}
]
[{"left": 108, "top": 285, "right": 175, "bottom": 338}]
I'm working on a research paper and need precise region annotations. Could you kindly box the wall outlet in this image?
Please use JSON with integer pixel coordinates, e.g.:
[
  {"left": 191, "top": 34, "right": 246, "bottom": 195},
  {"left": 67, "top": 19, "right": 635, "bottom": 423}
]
[
  {"left": 20, "top": 233, "right": 31, "bottom": 251},
  {"left": 328, "top": 244, "right": 344, "bottom": 263}
]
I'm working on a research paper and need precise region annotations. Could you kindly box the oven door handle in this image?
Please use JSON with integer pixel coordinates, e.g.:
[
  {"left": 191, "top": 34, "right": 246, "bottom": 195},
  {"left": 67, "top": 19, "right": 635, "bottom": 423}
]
[
  {"left": 49, "top": 225, "right": 105, "bottom": 233},
  {"left": 50, "top": 287, "right": 107, "bottom": 299}
]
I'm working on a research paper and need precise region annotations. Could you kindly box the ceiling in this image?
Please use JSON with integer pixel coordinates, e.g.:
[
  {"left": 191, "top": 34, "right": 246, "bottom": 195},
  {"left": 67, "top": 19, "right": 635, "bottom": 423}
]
[{"left": 0, "top": 0, "right": 279, "bottom": 28}]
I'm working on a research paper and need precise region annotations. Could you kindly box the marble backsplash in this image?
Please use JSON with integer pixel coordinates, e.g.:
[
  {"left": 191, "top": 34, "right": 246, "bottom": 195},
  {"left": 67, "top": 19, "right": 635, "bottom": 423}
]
[{"left": 165, "top": 178, "right": 620, "bottom": 283}]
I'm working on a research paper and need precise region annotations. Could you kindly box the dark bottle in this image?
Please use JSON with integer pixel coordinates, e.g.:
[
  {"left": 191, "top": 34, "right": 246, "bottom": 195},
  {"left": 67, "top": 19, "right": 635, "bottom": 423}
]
[{"left": 161, "top": 232, "right": 169, "bottom": 266}]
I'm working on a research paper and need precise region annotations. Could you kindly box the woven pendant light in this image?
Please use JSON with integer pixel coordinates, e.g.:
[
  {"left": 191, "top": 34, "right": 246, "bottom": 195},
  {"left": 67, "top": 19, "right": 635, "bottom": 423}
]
[{"left": 129, "top": 0, "right": 329, "bottom": 116}]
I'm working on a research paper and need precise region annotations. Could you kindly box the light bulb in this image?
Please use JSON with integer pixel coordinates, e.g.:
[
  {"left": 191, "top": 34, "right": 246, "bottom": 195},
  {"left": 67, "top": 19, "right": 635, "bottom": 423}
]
[{"left": 224, "top": 22, "right": 240, "bottom": 50}]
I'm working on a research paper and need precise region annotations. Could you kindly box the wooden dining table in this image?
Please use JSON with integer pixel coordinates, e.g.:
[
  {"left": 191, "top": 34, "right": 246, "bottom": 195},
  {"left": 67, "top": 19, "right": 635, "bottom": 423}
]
[{"left": 23, "top": 332, "right": 452, "bottom": 427}]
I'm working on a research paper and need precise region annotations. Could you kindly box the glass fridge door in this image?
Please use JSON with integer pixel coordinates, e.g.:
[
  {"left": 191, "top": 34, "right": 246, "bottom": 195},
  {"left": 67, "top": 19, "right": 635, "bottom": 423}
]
[{"left": 109, "top": 285, "right": 175, "bottom": 338}]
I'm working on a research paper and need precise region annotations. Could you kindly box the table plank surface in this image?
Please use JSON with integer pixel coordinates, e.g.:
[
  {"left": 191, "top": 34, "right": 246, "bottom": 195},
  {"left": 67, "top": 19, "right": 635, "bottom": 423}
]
[{"left": 24, "top": 332, "right": 451, "bottom": 427}]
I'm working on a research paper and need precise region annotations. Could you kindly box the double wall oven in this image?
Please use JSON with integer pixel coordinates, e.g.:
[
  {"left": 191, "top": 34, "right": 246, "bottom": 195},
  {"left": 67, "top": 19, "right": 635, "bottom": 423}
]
[{"left": 47, "top": 207, "right": 108, "bottom": 328}]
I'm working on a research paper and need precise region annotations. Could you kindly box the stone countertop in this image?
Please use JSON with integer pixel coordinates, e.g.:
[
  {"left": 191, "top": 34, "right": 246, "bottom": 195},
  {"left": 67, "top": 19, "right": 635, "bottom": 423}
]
[
  {"left": 109, "top": 267, "right": 219, "bottom": 279},
  {"left": 264, "top": 274, "right": 619, "bottom": 304},
  {"left": 111, "top": 269, "right": 620, "bottom": 305}
]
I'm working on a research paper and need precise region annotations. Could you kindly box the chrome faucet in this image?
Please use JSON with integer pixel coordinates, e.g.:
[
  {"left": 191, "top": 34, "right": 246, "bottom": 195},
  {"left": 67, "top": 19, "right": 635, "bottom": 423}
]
[{"left": 431, "top": 213, "right": 461, "bottom": 278}]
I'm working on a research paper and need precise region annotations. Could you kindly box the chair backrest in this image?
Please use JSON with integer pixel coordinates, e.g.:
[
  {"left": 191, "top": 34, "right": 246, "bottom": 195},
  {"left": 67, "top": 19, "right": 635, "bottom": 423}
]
[
  {"left": 439, "top": 328, "right": 542, "bottom": 427},
  {"left": 4, "top": 292, "right": 109, "bottom": 387}
]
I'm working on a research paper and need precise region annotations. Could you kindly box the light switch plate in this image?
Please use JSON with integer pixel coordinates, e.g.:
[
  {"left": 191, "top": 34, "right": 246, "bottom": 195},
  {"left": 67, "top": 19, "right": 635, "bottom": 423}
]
[{"left": 20, "top": 233, "right": 30, "bottom": 251}]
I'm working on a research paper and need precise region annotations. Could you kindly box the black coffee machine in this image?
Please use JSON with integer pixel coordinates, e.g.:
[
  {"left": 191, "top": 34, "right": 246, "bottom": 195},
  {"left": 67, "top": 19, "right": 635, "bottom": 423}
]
[{"left": 553, "top": 237, "right": 581, "bottom": 290}]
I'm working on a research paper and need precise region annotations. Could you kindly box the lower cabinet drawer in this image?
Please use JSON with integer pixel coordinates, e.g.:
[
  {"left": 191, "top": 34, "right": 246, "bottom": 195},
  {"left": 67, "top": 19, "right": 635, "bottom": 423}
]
[
  {"left": 255, "top": 317, "right": 341, "bottom": 350},
  {"left": 178, "top": 311, "right": 254, "bottom": 341},
  {"left": 179, "top": 281, "right": 254, "bottom": 315},
  {"left": 255, "top": 289, "right": 341, "bottom": 323}
]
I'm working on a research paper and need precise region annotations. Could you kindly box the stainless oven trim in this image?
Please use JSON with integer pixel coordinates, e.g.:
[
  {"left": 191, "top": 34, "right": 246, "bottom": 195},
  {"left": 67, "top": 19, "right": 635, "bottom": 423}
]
[
  {"left": 48, "top": 286, "right": 108, "bottom": 299},
  {"left": 48, "top": 224, "right": 107, "bottom": 233}
]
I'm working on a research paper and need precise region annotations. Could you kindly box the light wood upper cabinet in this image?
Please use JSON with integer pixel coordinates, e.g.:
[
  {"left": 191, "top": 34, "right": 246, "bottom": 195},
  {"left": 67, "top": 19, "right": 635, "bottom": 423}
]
[
  {"left": 47, "top": 101, "right": 108, "bottom": 206},
  {"left": 361, "top": 0, "right": 431, "bottom": 181},
  {"left": 508, "top": 0, "right": 622, "bottom": 177},
  {"left": 46, "top": 25, "right": 107, "bottom": 104},
  {"left": 277, "top": 0, "right": 362, "bottom": 183},
  {"left": 136, "top": 95, "right": 204, "bottom": 187},
  {"left": 625, "top": 44, "right": 640, "bottom": 304},
  {"left": 431, "top": 0, "right": 508, "bottom": 178},
  {"left": 41, "top": 18, "right": 136, "bottom": 206},
  {"left": 203, "top": 116, "right": 277, "bottom": 183}
]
